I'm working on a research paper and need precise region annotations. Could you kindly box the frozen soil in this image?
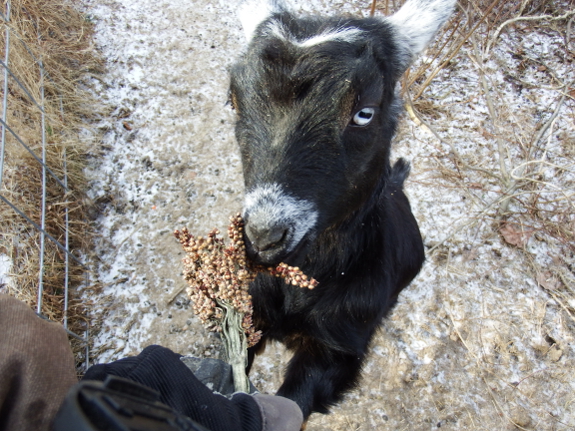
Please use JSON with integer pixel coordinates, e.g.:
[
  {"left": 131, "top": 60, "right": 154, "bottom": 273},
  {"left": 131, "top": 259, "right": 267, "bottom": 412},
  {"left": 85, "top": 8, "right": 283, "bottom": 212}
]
[{"left": 81, "top": 0, "right": 575, "bottom": 430}]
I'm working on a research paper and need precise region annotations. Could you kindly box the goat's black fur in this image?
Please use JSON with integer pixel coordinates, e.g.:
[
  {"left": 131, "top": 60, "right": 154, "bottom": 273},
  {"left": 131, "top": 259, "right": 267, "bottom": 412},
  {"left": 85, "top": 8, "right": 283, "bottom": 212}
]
[
  {"left": 230, "top": 0, "right": 453, "bottom": 419},
  {"left": 246, "top": 159, "right": 424, "bottom": 418}
]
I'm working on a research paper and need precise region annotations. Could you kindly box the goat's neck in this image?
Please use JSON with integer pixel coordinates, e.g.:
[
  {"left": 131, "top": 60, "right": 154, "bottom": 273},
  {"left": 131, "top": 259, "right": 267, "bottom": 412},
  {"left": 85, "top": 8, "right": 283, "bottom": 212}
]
[{"left": 306, "top": 168, "right": 390, "bottom": 277}]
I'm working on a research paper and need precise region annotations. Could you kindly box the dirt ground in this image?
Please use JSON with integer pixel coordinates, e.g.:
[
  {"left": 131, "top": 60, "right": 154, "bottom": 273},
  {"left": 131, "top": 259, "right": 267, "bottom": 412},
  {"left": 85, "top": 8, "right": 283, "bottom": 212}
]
[{"left": 81, "top": 0, "right": 575, "bottom": 429}]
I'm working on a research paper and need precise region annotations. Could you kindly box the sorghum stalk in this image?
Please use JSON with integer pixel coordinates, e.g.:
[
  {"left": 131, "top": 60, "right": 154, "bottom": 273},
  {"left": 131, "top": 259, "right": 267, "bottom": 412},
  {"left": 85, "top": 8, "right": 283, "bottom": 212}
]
[{"left": 175, "top": 214, "right": 318, "bottom": 393}]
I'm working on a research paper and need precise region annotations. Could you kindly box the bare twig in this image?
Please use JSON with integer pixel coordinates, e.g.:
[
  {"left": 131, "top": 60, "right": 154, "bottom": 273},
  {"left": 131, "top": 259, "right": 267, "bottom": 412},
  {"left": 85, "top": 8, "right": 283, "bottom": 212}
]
[
  {"left": 469, "top": 36, "right": 510, "bottom": 192},
  {"left": 485, "top": 9, "right": 575, "bottom": 57},
  {"left": 404, "top": 87, "right": 502, "bottom": 181},
  {"left": 411, "top": 0, "right": 500, "bottom": 101},
  {"left": 369, "top": 0, "right": 376, "bottom": 17}
]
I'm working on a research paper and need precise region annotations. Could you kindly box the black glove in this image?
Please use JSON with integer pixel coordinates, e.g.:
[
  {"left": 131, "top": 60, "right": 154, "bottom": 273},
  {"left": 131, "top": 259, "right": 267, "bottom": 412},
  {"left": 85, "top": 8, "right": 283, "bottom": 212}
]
[
  {"left": 52, "top": 375, "right": 213, "bottom": 431},
  {"left": 79, "top": 345, "right": 302, "bottom": 431}
]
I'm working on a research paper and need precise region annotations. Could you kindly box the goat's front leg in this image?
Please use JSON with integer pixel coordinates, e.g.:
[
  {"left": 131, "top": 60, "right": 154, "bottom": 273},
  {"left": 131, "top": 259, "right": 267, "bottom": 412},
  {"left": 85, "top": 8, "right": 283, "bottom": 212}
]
[{"left": 276, "top": 342, "right": 365, "bottom": 419}]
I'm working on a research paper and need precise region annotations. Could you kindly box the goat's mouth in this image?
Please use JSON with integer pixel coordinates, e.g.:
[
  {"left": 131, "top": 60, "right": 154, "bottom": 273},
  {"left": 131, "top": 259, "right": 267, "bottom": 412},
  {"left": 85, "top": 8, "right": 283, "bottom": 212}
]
[
  {"left": 241, "top": 183, "right": 319, "bottom": 267},
  {"left": 244, "top": 227, "right": 311, "bottom": 267}
]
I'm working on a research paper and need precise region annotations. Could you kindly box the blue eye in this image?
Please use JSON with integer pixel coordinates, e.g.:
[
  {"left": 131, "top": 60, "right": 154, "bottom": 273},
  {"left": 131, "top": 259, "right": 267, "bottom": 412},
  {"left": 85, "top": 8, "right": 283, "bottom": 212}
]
[{"left": 352, "top": 107, "right": 375, "bottom": 126}]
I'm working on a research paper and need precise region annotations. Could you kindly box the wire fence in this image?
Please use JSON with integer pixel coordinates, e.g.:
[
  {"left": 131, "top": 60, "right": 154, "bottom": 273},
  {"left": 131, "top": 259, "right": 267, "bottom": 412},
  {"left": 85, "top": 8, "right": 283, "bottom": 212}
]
[{"left": 0, "top": 0, "right": 90, "bottom": 367}]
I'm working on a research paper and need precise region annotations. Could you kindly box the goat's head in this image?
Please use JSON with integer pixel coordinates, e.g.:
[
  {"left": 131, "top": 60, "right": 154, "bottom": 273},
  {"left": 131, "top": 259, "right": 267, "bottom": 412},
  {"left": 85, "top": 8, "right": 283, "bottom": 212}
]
[{"left": 230, "top": 0, "right": 455, "bottom": 265}]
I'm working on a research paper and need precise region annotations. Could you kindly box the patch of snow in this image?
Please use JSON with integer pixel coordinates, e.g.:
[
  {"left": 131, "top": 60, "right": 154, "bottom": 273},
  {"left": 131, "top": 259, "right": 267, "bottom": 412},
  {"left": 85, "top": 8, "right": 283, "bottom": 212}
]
[
  {"left": 0, "top": 254, "right": 12, "bottom": 292},
  {"left": 80, "top": 0, "right": 575, "bottom": 429}
]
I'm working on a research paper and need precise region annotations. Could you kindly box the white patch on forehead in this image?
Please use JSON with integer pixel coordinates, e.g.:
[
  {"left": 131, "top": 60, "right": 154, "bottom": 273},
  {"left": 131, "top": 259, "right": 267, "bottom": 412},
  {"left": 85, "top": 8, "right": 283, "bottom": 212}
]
[
  {"left": 265, "top": 20, "right": 364, "bottom": 48},
  {"left": 243, "top": 183, "right": 318, "bottom": 253},
  {"left": 298, "top": 28, "right": 363, "bottom": 47},
  {"left": 297, "top": 27, "right": 364, "bottom": 48}
]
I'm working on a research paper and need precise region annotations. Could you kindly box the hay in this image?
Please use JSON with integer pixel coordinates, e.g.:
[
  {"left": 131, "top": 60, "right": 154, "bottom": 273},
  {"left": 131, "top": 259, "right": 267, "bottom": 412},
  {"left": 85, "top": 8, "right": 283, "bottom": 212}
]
[
  {"left": 0, "top": 0, "right": 102, "bottom": 363},
  {"left": 401, "top": 0, "right": 574, "bottom": 294},
  {"left": 385, "top": 1, "right": 575, "bottom": 428}
]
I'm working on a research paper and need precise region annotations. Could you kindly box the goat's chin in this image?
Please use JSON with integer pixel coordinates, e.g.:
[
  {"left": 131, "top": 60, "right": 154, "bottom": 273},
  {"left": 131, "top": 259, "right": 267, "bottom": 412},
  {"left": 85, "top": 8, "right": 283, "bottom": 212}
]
[{"left": 246, "top": 234, "right": 311, "bottom": 268}]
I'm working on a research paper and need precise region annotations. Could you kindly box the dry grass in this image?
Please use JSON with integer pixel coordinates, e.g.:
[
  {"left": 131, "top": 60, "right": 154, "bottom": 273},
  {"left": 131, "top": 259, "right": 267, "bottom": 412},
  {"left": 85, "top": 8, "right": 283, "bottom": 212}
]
[
  {"left": 386, "top": 0, "right": 575, "bottom": 429},
  {"left": 373, "top": 1, "right": 573, "bottom": 274},
  {"left": 406, "top": 0, "right": 574, "bottom": 299},
  {"left": 0, "top": 0, "right": 102, "bottom": 361},
  {"left": 370, "top": 1, "right": 574, "bottom": 235}
]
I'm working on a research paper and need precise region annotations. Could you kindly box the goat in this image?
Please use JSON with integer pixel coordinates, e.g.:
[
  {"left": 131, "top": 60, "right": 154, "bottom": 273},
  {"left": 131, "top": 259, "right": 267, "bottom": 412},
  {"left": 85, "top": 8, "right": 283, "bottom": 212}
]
[{"left": 229, "top": 0, "right": 455, "bottom": 419}]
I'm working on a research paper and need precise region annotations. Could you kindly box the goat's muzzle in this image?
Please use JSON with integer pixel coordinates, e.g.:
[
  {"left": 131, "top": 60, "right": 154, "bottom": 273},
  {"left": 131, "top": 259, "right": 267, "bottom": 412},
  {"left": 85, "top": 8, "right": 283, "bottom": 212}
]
[
  {"left": 244, "top": 220, "right": 290, "bottom": 265},
  {"left": 242, "top": 183, "right": 318, "bottom": 266},
  {"left": 246, "top": 222, "right": 288, "bottom": 253}
]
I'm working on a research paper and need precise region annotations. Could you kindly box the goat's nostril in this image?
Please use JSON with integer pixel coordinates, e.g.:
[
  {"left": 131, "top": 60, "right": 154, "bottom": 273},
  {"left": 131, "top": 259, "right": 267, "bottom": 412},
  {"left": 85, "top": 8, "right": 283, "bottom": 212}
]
[{"left": 246, "top": 224, "right": 288, "bottom": 252}]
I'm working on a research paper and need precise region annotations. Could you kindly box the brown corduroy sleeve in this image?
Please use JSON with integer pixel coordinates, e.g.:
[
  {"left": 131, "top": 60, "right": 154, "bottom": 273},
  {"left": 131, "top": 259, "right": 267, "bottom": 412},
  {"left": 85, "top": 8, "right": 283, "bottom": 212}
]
[{"left": 0, "top": 294, "right": 78, "bottom": 431}]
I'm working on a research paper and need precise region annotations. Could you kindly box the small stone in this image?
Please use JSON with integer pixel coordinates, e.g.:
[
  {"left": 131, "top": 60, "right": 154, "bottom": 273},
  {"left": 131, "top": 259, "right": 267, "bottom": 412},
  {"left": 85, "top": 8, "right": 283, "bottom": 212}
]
[
  {"left": 510, "top": 407, "right": 531, "bottom": 427},
  {"left": 548, "top": 346, "right": 563, "bottom": 362}
]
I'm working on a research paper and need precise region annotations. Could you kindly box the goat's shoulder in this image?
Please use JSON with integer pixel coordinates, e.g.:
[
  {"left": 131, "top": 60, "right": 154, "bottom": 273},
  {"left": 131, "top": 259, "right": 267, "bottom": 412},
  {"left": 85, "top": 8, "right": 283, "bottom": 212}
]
[{"left": 379, "top": 158, "right": 425, "bottom": 294}]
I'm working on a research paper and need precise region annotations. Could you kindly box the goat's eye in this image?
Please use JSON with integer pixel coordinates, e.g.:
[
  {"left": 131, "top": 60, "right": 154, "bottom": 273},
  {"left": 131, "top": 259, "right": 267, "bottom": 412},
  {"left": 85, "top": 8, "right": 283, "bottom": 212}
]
[{"left": 352, "top": 108, "right": 375, "bottom": 126}]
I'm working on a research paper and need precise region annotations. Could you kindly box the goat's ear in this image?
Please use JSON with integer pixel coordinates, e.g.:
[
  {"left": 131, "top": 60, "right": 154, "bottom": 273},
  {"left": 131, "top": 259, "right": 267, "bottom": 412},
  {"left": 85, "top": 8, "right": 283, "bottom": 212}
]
[
  {"left": 385, "top": 0, "right": 456, "bottom": 74},
  {"left": 238, "top": 0, "right": 287, "bottom": 41}
]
